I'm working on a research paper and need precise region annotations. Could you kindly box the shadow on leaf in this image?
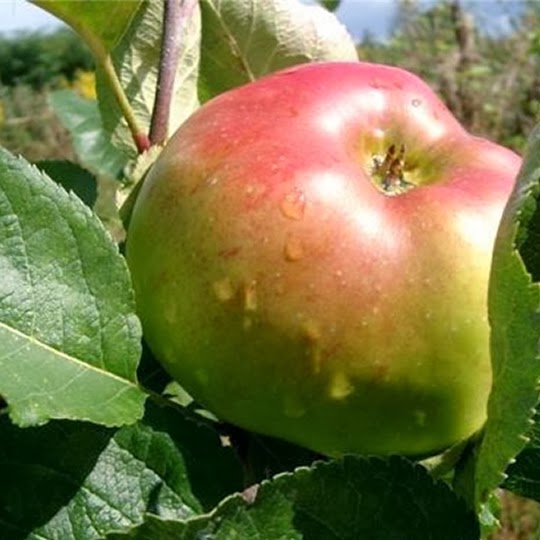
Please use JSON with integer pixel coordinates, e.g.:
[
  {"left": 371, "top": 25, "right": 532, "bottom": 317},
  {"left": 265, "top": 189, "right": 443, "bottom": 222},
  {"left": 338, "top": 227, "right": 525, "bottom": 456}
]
[{"left": 0, "top": 417, "right": 114, "bottom": 539}]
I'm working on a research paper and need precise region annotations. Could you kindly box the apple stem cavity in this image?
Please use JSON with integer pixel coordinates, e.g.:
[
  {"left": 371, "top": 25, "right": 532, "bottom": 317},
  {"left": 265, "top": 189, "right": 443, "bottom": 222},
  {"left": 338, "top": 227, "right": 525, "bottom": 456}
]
[{"left": 372, "top": 144, "right": 416, "bottom": 196}]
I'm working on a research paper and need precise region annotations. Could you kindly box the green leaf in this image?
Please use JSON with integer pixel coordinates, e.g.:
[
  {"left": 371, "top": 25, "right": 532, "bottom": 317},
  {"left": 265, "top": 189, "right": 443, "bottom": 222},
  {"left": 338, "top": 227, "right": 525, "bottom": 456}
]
[
  {"left": 35, "top": 160, "right": 98, "bottom": 208},
  {"left": 106, "top": 456, "right": 480, "bottom": 540},
  {"left": 49, "top": 89, "right": 128, "bottom": 179},
  {"left": 0, "top": 400, "right": 243, "bottom": 539},
  {"left": 198, "top": 0, "right": 358, "bottom": 102},
  {"left": 96, "top": 1, "right": 201, "bottom": 156},
  {"left": 34, "top": 0, "right": 152, "bottom": 156},
  {"left": 209, "top": 457, "right": 480, "bottom": 540},
  {"left": 32, "top": 0, "right": 142, "bottom": 53},
  {"left": 470, "top": 125, "right": 540, "bottom": 504},
  {"left": 0, "top": 146, "right": 145, "bottom": 427},
  {"left": 503, "top": 413, "right": 540, "bottom": 502},
  {"left": 319, "top": 0, "right": 341, "bottom": 12}
]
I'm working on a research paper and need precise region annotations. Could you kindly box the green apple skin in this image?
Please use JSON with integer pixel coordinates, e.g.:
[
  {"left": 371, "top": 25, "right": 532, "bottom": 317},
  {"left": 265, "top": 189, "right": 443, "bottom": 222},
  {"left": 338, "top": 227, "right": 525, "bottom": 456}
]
[{"left": 126, "top": 62, "right": 521, "bottom": 456}]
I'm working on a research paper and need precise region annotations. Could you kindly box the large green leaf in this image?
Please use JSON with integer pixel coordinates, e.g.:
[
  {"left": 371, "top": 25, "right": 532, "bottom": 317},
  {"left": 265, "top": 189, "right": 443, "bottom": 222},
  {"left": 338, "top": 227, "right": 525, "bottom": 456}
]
[
  {"left": 470, "top": 125, "right": 540, "bottom": 504},
  {"left": 96, "top": 1, "right": 201, "bottom": 156},
  {"left": 198, "top": 0, "right": 358, "bottom": 102},
  {"left": 0, "top": 401, "right": 243, "bottom": 539},
  {"left": 49, "top": 89, "right": 128, "bottom": 179},
  {"left": 0, "top": 146, "right": 145, "bottom": 427},
  {"left": 106, "top": 456, "right": 480, "bottom": 540},
  {"left": 32, "top": 0, "right": 142, "bottom": 53}
]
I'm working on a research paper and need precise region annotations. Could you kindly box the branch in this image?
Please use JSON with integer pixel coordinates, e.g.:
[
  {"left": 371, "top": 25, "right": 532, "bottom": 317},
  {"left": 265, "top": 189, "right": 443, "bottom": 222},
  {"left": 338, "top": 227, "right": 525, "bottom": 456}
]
[{"left": 150, "top": 0, "right": 198, "bottom": 146}]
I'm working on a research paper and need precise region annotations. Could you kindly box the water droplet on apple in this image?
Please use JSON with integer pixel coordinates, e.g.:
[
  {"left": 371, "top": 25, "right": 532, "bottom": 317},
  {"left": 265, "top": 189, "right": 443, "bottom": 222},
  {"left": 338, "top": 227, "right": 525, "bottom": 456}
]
[
  {"left": 369, "top": 80, "right": 383, "bottom": 89},
  {"left": 195, "top": 369, "right": 209, "bottom": 385},
  {"left": 212, "top": 277, "right": 235, "bottom": 302},
  {"left": 273, "top": 272, "right": 285, "bottom": 295},
  {"left": 414, "top": 410, "right": 427, "bottom": 426},
  {"left": 164, "top": 303, "right": 178, "bottom": 323},
  {"left": 310, "top": 346, "right": 322, "bottom": 373},
  {"left": 303, "top": 319, "right": 320, "bottom": 341},
  {"left": 374, "top": 361, "right": 390, "bottom": 381},
  {"left": 280, "top": 188, "right": 306, "bottom": 220},
  {"left": 334, "top": 269, "right": 347, "bottom": 286},
  {"left": 284, "top": 395, "right": 306, "bottom": 418},
  {"left": 244, "top": 280, "right": 257, "bottom": 311},
  {"left": 411, "top": 98, "right": 422, "bottom": 107},
  {"left": 302, "top": 319, "right": 322, "bottom": 372},
  {"left": 329, "top": 372, "right": 353, "bottom": 400},
  {"left": 284, "top": 234, "right": 305, "bottom": 261}
]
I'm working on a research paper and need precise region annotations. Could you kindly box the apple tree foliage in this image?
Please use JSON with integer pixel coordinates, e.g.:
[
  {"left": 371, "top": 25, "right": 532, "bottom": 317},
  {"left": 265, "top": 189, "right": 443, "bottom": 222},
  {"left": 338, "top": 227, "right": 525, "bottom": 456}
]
[{"left": 0, "top": 1, "right": 539, "bottom": 538}]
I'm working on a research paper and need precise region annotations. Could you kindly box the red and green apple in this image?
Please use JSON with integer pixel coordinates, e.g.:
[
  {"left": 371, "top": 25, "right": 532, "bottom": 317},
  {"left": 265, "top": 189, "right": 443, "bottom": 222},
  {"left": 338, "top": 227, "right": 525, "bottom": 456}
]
[{"left": 126, "top": 62, "right": 521, "bottom": 456}]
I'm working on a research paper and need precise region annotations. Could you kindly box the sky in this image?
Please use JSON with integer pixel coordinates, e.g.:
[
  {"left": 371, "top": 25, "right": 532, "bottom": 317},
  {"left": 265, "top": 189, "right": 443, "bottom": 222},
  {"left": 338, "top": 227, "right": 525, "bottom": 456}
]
[
  {"left": 332, "top": 1, "right": 524, "bottom": 41},
  {"left": 0, "top": 1, "right": 60, "bottom": 34},
  {"left": 0, "top": 1, "right": 526, "bottom": 41},
  {"left": 0, "top": 0, "right": 397, "bottom": 38}
]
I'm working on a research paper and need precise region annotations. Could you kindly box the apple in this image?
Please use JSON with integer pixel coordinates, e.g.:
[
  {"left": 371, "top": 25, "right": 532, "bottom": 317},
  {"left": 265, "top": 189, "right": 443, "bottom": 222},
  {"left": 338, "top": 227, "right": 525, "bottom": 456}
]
[{"left": 126, "top": 62, "right": 521, "bottom": 456}]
